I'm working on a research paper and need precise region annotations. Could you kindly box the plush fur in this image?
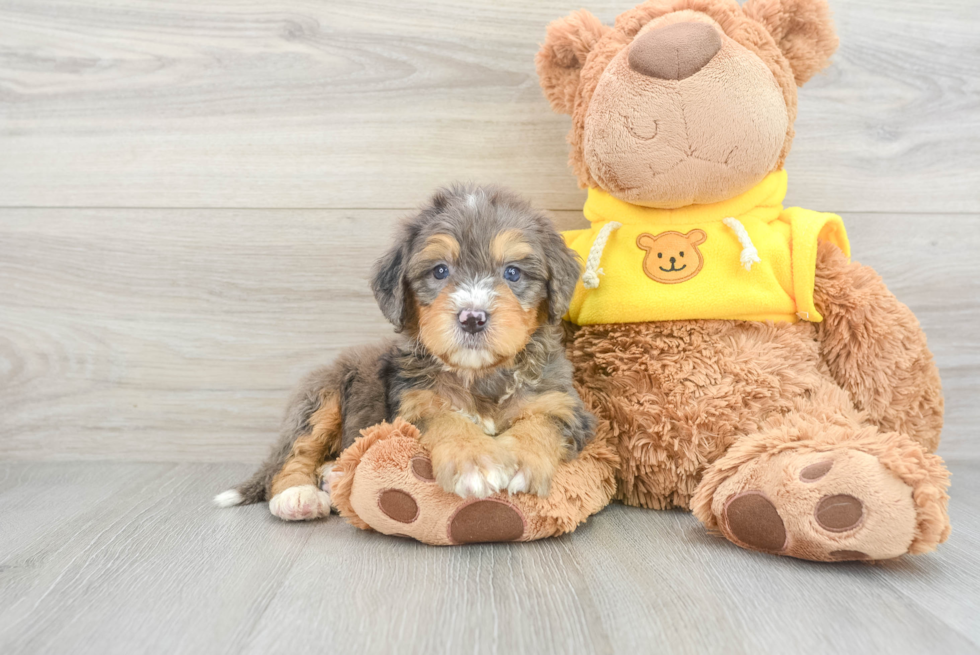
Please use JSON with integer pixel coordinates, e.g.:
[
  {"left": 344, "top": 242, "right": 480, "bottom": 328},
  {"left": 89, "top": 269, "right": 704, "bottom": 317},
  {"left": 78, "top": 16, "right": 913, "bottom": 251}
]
[{"left": 539, "top": 0, "right": 948, "bottom": 561}]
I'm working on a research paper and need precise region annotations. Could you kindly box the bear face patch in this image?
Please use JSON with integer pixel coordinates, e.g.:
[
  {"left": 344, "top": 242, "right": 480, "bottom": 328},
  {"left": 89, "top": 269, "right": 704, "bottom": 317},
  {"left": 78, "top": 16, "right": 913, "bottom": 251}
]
[{"left": 636, "top": 229, "right": 707, "bottom": 284}]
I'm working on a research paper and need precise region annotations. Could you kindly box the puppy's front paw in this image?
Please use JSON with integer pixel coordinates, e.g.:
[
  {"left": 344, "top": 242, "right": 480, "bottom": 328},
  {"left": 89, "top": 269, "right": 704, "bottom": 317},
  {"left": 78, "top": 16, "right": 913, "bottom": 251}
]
[
  {"left": 431, "top": 440, "right": 517, "bottom": 499},
  {"left": 506, "top": 455, "right": 558, "bottom": 497},
  {"left": 269, "top": 484, "right": 332, "bottom": 521}
]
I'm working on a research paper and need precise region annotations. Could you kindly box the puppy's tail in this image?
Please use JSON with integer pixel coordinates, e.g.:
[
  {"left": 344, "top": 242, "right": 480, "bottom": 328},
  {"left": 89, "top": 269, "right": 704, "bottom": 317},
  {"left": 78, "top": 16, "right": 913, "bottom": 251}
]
[{"left": 213, "top": 471, "right": 269, "bottom": 507}]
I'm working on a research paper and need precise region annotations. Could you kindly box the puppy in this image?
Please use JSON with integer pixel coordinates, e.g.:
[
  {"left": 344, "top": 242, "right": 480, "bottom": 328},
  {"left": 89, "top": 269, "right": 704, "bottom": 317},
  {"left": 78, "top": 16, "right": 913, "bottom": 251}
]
[{"left": 215, "top": 184, "right": 595, "bottom": 521}]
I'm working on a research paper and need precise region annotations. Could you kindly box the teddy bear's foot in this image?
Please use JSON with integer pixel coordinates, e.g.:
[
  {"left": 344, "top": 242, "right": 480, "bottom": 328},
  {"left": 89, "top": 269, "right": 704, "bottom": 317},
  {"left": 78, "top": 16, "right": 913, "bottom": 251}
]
[
  {"left": 693, "top": 431, "right": 950, "bottom": 561},
  {"left": 328, "top": 436, "right": 527, "bottom": 544},
  {"left": 327, "top": 419, "right": 618, "bottom": 545},
  {"left": 269, "top": 484, "right": 333, "bottom": 521}
]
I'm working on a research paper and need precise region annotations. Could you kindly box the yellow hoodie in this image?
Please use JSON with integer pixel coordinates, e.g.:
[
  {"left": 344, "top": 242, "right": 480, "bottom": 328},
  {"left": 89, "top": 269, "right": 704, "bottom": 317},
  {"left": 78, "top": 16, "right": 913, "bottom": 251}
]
[{"left": 563, "top": 171, "right": 849, "bottom": 325}]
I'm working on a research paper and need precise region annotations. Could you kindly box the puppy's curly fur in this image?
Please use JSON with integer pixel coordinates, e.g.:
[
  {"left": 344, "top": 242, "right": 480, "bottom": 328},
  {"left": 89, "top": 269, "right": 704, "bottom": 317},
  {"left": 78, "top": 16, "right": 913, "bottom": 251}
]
[{"left": 222, "top": 184, "right": 595, "bottom": 518}]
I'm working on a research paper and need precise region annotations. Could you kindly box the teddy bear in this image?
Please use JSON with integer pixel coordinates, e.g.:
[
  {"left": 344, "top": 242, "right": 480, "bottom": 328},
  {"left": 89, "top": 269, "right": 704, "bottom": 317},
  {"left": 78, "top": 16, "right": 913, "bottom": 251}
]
[{"left": 330, "top": 0, "right": 951, "bottom": 561}]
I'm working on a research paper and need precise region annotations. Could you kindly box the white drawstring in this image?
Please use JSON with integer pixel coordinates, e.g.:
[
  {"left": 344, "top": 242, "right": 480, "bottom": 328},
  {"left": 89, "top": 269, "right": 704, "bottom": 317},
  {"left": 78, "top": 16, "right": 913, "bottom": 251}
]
[
  {"left": 581, "top": 221, "right": 621, "bottom": 289},
  {"left": 722, "top": 217, "right": 761, "bottom": 271}
]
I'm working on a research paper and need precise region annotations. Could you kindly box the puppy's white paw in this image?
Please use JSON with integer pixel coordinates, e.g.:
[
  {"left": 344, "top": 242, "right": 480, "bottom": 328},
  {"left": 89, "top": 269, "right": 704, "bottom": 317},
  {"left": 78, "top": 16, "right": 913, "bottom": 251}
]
[
  {"left": 451, "top": 461, "right": 514, "bottom": 499},
  {"left": 483, "top": 464, "right": 512, "bottom": 494},
  {"left": 269, "top": 484, "right": 332, "bottom": 521},
  {"left": 506, "top": 470, "right": 530, "bottom": 495},
  {"left": 505, "top": 462, "right": 555, "bottom": 497}
]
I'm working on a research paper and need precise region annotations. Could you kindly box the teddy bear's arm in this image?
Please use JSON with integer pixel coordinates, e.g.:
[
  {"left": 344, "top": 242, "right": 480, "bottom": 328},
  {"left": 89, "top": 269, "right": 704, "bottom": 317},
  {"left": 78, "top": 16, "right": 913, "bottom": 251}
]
[{"left": 812, "top": 241, "right": 944, "bottom": 452}]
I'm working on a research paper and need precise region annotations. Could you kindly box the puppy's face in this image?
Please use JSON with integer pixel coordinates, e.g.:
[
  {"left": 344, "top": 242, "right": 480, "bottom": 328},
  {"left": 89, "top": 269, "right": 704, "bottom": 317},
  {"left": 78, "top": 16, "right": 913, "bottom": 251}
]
[{"left": 372, "top": 186, "right": 581, "bottom": 371}]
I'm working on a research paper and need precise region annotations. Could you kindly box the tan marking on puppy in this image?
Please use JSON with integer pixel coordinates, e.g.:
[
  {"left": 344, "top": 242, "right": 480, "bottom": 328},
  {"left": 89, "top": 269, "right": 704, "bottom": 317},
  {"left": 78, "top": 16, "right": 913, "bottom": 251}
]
[
  {"left": 485, "top": 284, "right": 540, "bottom": 365},
  {"left": 517, "top": 391, "right": 579, "bottom": 426},
  {"left": 271, "top": 394, "right": 342, "bottom": 495},
  {"left": 499, "top": 391, "right": 577, "bottom": 497},
  {"left": 399, "top": 389, "right": 453, "bottom": 423},
  {"left": 415, "top": 288, "right": 460, "bottom": 364},
  {"left": 491, "top": 229, "right": 534, "bottom": 263},
  {"left": 419, "top": 233, "right": 460, "bottom": 263}
]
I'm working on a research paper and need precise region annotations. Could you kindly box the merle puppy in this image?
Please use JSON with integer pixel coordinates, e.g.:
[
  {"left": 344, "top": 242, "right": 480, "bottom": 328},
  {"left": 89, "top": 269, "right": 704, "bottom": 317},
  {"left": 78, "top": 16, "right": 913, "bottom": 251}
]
[{"left": 216, "top": 184, "right": 596, "bottom": 521}]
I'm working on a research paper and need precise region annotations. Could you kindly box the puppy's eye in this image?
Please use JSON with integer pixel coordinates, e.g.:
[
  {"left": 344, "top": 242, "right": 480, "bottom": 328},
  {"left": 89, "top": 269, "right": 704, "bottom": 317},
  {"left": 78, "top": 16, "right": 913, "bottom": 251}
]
[
  {"left": 432, "top": 264, "right": 450, "bottom": 280},
  {"left": 503, "top": 266, "right": 521, "bottom": 282},
  {"left": 680, "top": 251, "right": 685, "bottom": 257},
  {"left": 657, "top": 253, "right": 663, "bottom": 259}
]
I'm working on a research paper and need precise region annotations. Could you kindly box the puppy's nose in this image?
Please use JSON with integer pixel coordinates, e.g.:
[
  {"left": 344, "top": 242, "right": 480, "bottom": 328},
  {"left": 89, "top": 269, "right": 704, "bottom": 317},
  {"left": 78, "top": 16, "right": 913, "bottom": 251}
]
[
  {"left": 458, "top": 309, "right": 488, "bottom": 334},
  {"left": 628, "top": 22, "right": 721, "bottom": 81},
  {"left": 670, "top": 256, "right": 676, "bottom": 265}
]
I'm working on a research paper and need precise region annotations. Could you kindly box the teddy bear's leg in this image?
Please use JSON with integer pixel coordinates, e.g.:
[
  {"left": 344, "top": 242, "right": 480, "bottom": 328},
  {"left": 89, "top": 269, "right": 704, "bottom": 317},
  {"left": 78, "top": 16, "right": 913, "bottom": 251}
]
[
  {"left": 691, "top": 406, "right": 950, "bottom": 561},
  {"left": 327, "top": 419, "right": 618, "bottom": 545},
  {"left": 813, "top": 240, "right": 945, "bottom": 452}
]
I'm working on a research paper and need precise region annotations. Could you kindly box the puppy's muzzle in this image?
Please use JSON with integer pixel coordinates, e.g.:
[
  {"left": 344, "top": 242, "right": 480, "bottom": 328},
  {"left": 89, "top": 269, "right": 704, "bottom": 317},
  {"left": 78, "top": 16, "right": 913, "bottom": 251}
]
[{"left": 458, "top": 309, "right": 488, "bottom": 334}]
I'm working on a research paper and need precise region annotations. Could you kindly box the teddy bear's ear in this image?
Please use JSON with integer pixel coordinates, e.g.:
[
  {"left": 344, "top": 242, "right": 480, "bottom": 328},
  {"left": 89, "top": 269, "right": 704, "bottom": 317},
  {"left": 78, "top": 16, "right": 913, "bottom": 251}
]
[
  {"left": 742, "top": 0, "right": 839, "bottom": 85},
  {"left": 536, "top": 10, "right": 611, "bottom": 115}
]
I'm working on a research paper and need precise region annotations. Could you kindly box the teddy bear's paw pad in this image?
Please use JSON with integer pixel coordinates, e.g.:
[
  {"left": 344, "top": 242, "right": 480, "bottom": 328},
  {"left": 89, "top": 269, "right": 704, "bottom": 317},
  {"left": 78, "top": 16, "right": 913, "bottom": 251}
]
[
  {"left": 411, "top": 456, "right": 435, "bottom": 482},
  {"left": 723, "top": 492, "right": 787, "bottom": 553},
  {"left": 448, "top": 499, "right": 526, "bottom": 544},
  {"left": 814, "top": 494, "right": 865, "bottom": 532},
  {"left": 269, "top": 484, "right": 332, "bottom": 521},
  {"left": 799, "top": 459, "right": 833, "bottom": 481},
  {"left": 378, "top": 489, "right": 420, "bottom": 523},
  {"left": 716, "top": 449, "right": 917, "bottom": 561}
]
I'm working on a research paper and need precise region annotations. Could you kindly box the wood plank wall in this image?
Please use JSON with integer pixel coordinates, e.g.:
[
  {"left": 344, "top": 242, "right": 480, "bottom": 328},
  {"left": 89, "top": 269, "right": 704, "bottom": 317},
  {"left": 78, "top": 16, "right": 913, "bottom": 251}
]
[{"left": 1, "top": 0, "right": 978, "bottom": 461}]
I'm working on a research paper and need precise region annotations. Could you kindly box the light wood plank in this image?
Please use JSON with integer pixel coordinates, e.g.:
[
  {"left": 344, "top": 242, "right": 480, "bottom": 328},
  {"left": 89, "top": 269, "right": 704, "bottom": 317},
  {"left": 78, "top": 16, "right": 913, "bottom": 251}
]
[
  {"left": 0, "top": 461, "right": 977, "bottom": 654},
  {"left": 1, "top": 209, "right": 977, "bottom": 461},
  {"left": 0, "top": 0, "right": 977, "bottom": 212},
  {"left": 0, "top": 463, "right": 311, "bottom": 654}
]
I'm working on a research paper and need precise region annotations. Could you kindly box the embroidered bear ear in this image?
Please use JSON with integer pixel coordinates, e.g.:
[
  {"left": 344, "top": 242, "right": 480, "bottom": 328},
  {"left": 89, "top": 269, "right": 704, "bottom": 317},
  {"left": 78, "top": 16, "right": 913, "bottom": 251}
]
[
  {"left": 743, "top": 0, "right": 839, "bottom": 85},
  {"left": 536, "top": 10, "right": 612, "bottom": 115},
  {"left": 636, "top": 233, "right": 657, "bottom": 250},
  {"left": 686, "top": 229, "right": 708, "bottom": 247}
]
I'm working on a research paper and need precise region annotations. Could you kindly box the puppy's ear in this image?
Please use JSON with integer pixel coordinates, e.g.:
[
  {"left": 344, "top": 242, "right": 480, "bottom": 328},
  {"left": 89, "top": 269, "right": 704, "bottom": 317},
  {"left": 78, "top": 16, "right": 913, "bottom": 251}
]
[
  {"left": 542, "top": 227, "right": 582, "bottom": 324},
  {"left": 373, "top": 192, "right": 448, "bottom": 330},
  {"left": 371, "top": 238, "right": 410, "bottom": 331},
  {"left": 536, "top": 10, "right": 610, "bottom": 115},
  {"left": 743, "top": 0, "right": 838, "bottom": 85}
]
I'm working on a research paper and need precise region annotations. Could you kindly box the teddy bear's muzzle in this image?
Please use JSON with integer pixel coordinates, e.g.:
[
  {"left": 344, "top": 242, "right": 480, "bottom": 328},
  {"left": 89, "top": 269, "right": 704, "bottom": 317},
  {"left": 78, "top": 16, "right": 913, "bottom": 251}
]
[{"left": 628, "top": 21, "right": 722, "bottom": 81}]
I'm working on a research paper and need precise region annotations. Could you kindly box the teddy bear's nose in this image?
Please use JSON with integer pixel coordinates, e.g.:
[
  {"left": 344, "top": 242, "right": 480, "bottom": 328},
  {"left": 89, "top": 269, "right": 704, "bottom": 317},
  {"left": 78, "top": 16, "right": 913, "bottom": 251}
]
[{"left": 628, "top": 22, "right": 722, "bottom": 81}]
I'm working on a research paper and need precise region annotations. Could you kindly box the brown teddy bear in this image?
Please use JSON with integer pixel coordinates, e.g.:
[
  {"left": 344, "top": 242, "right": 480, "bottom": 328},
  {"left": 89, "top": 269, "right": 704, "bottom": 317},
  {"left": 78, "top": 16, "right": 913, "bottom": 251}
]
[{"left": 330, "top": 0, "right": 950, "bottom": 561}]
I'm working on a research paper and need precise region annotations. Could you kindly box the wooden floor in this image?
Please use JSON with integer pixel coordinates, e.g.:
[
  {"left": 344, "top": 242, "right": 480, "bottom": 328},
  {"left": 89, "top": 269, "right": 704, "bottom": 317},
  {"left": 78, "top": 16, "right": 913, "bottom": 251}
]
[
  {"left": 0, "top": 460, "right": 977, "bottom": 655},
  {"left": 2, "top": 0, "right": 979, "bottom": 653}
]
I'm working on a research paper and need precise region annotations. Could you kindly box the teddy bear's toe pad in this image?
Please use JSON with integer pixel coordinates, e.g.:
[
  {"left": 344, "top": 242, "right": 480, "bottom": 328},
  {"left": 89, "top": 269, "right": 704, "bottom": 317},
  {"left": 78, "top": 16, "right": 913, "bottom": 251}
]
[
  {"left": 715, "top": 449, "right": 917, "bottom": 561},
  {"left": 723, "top": 492, "right": 786, "bottom": 553},
  {"left": 378, "top": 489, "right": 419, "bottom": 523},
  {"left": 814, "top": 494, "right": 864, "bottom": 532},
  {"left": 449, "top": 500, "right": 525, "bottom": 544}
]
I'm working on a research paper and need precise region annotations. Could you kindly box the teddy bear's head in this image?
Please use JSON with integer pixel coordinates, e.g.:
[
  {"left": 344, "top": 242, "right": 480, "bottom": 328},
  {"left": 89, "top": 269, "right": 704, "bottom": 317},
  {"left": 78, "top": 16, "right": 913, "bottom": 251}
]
[{"left": 536, "top": 0, "right": 837, "bottom": 208}]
